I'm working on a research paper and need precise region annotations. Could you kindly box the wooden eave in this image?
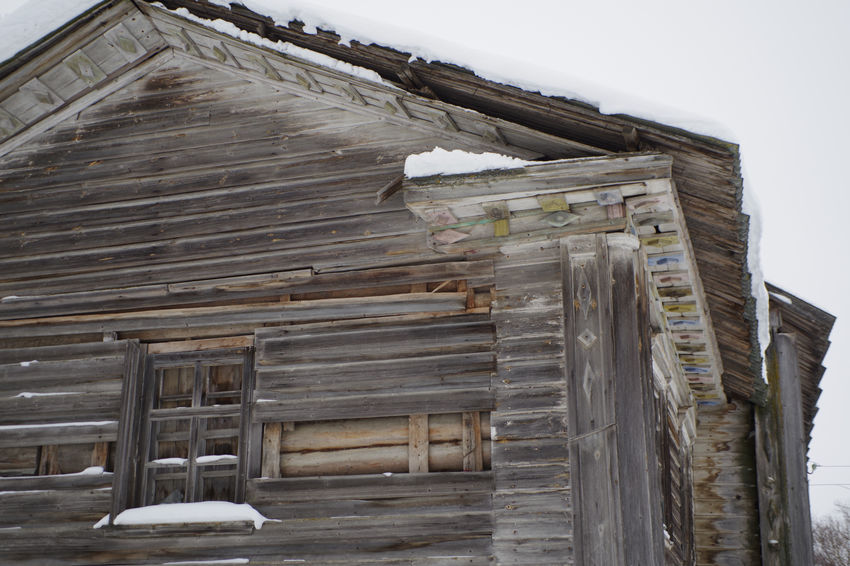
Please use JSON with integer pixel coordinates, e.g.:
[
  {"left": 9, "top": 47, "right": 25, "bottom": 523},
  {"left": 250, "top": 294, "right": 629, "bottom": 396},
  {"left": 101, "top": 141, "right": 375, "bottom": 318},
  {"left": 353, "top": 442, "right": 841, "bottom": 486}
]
[
  {"left": 0, "top": 0, "right": 760, "bottom": 401},
  {"left": 766, "top": 282, "right": 835, "bottom": 449},
  {"left": 403, "top": 154, "right": 726, "bottom": 400}
]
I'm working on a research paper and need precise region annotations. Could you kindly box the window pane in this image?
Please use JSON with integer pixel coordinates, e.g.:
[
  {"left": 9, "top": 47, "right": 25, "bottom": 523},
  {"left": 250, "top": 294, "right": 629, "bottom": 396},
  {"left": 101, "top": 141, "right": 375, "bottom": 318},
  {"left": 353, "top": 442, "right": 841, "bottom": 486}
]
[
  {"left": 155, "top": 418, "right": 191, "bottom": 460},
  {"left": 157, "top": 366, "right": 193, "bottom": 409},
  {"left": 200, "top": 469, "right": 236, "bottom": 502},
  {"left": 153, "top": 475, "right": 186, "bottom": 505},
  {"left": 202, "top": 415, "right": 240, "bottom": 457},
  {"left": 205, "top": 364, "right": 242, "bottom": 406}
]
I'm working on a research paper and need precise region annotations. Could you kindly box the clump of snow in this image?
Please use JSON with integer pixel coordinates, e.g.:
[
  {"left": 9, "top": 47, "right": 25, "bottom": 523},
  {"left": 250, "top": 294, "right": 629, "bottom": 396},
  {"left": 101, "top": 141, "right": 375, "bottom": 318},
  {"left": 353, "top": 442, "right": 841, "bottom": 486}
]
[
  {"left": 94, "top": 501, "right": 272, "bottom": 530},
  {"left": 77, "top": 466, "right": 105, "bottom": 475},
  {"left": 1, "top": 295, "right": 20, "bottom": 302},
  {"left": 168, "top": 7, "right": 387, "bottom": 86},
  {"left": 19, "top": 360, "right": 38, "bottom": 367},
  {"left": 14, "top": 391, "right": 80, "bottom": 398},
  {"left": 769, "top": 291, "right": 793, "bottom": 305},
  {"left": 197, "top": 454, "right": 238, "bottom": 464},
  {"left": 382, "top": 472, "right": 393, "bottom": 477},
  {"left": 404, "top": 147, "right": 536, "bottom": 178},
  {"left": 164, "top": 559, "right": 249, "bottom": 565}
]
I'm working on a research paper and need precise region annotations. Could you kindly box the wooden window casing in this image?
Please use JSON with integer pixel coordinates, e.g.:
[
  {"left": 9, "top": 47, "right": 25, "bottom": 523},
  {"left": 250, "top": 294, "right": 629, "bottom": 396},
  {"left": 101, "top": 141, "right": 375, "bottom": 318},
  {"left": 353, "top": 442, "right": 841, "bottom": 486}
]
[{"left": 136, "top": 348, "right": 254, "bottom": 506}]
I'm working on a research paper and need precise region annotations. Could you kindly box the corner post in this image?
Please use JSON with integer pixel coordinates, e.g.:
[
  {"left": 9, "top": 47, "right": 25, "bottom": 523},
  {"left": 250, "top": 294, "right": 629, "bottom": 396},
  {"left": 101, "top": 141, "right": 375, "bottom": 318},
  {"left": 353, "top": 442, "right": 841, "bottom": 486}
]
[
  {"left": 756, "top": 330, "right": 814, "bottom": 565},
  {"left": 562, "top": 233, "right": 663, "bottom": 565}
]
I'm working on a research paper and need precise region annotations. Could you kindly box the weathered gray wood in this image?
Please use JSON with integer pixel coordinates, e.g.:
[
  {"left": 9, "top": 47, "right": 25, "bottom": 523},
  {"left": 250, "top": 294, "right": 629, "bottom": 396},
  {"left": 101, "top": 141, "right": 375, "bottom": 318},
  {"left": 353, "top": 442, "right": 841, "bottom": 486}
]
[
  {"left": 260, "top": 422, "right": 281, "bottom": 479},
  {"left": 562, "top": 233, "right": 623, "bottom": 566},
  {"left": 0, "top": 421, "right": 118, "bottom": 449},
  {"left": 693, "top": 400, "right": 761, "bottom": 565},
  {"left": 608, "top": 236, "right": 665, "bottom": 565},
  {"left": 408, "top": 414, "right": 429, "bottom": 473},
  {"left": 110, "top": 340, "right": 144, "bottom": 522},
  {"left": 461, "top": 411, "right": 483, "bottom": 472},
  {"left": 0, "top": 293, "right": 469, "bottom": 338},
  {"left": 254, "top": 388, "right": 494, "bottom": 423},
  {"left": 756, "top": 332, "right": 814, "bottom": 566},
  {"left": 405, "top": 153, "right": 671, "bottom": 206},
  {"left": 247, "top": 471, "right": 493, "bottom": 502},
  {"left": 0, "top": 471, "right": 113, "bottom": 491}
]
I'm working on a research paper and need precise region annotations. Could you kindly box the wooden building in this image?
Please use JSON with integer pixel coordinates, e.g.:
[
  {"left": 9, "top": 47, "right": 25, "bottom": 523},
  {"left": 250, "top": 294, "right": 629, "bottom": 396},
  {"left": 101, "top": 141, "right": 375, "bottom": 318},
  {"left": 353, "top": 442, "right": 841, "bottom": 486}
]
[{"left": 0, "top": 1, "right": 834, "bottom": 564}]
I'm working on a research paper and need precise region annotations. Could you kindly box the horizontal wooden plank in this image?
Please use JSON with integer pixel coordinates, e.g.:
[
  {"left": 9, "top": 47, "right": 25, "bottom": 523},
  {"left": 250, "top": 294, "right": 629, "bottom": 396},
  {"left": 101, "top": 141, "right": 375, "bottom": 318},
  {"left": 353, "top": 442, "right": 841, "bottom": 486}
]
[
  {"left": 0, "top": 293, "right": 469, "bottom": 338},
  {"left": 254, "top": 388, "right": 493, "bottom": 422},
  {"left": 0, "top": 471, "right": 114, "bottom": 491},
  {"left": 0, "top": 421, "right": 118, "bottom": 448},
  {"left": 0, "top": 356, "right": 124, "bottom": 395},
  {"left": 0, "top": 487, "right": 112, "bottom": 526},
  {"left": 257, "top": 351, "right": 494, "bottom": 393},
  {"left": 0, "top": 340, "right": 128, "bottom": 364},
  {"left": 0, "top": 259, "right": 492, "bottom": 320},
  {"left": 257, "top": 317, "right": 493, "bottom": 364},
  {"left": 247, "top": 471, "right": 493, "bottom": 503},
  {"left": 0, "top": 208, "right": 417, "bottom": 281},
  {"left": 0, "top": 391, "right": 121, "bottom": 425}
]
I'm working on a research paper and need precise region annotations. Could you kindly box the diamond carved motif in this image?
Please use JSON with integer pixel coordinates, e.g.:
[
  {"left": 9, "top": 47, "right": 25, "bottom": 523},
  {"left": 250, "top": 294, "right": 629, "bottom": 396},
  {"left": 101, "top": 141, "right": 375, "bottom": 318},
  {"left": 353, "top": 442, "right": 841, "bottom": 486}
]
[{"left": 577, "top": 328, "right": 598, "bottom": 349}]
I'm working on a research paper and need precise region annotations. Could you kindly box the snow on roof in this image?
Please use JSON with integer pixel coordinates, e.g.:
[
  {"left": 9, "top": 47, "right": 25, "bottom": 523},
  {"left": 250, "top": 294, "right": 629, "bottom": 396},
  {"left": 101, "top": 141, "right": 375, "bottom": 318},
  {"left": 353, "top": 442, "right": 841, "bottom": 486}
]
[
  {"left": 404, "top": 147, "right": 536, "bottom": 178},
  {"left": 167, "top": 6, "right": 389, "bottom": 86}
]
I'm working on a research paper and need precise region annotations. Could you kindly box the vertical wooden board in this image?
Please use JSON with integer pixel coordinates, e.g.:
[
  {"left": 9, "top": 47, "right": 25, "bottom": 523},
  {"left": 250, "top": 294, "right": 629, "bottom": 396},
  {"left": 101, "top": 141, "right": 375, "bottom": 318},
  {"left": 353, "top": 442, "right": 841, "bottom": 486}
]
[
  {"left": 409, "top": 414, "right": 429, "bottom": 473},
  {"left": 608, "top": 238, "right": 665, "bottom": 565},
  {"left": 261, "top": 422, "right": 282, "bottom": 479},
  {"left": 462, "top": 411, "right": 483, "bottom": 472},
  {"left": 562, "top": 234, "right": 623, "bottom": 566}
]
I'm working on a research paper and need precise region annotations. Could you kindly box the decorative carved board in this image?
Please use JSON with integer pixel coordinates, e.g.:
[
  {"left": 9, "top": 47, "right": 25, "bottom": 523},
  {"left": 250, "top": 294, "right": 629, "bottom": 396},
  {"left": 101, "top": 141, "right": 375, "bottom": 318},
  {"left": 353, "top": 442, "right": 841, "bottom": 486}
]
[{"left": 404, "top": 154, "right": 724, "bottom": 399}]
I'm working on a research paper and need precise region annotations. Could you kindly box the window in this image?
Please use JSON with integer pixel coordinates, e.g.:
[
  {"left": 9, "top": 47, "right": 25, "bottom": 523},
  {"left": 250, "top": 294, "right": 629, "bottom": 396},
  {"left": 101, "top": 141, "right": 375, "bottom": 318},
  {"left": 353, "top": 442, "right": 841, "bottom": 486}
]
[{"left": 136, "top": 347, "right": 253, "bottom": 506}]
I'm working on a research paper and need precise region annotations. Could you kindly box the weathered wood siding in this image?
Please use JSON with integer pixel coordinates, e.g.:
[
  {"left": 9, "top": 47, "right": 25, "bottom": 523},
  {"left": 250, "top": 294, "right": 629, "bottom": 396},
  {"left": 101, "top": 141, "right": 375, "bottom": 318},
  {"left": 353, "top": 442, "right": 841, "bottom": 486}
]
[
  {"left": 0, "top": 55, "right": 499, "bottom": 311},
  {"left": 0, "top": 340, "right": 136, "bottom": 557},
  {"left": 693, "top": 400, "right": 761, "bottom": 565},
  {"left": 490, "top": 243, "right": 572, "bottom": 564},
  {"left": 0, "top": 54, "right": 509, "bottom": 564}
]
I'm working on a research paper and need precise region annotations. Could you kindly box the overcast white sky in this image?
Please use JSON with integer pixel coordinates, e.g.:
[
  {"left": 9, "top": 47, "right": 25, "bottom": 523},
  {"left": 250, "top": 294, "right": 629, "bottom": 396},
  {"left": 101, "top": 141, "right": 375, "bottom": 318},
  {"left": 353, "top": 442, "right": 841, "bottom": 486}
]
[{"left": 1, "top": 0, "right": 849, "bottom": 518}]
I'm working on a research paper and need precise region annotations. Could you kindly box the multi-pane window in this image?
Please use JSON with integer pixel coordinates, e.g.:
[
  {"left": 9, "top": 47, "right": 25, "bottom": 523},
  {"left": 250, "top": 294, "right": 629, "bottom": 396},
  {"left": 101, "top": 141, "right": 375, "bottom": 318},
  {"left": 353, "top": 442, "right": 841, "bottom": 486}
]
[{"left": 138, "top": 348, "right": 252, "bottom": 506}]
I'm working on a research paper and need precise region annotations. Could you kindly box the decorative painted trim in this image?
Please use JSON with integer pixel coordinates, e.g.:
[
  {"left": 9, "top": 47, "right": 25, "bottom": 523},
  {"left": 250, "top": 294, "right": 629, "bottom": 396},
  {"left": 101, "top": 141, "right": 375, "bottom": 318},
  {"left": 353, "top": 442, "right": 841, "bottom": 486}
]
[{"left": 403, "top": 154, "right": 724, "bottom": 399}]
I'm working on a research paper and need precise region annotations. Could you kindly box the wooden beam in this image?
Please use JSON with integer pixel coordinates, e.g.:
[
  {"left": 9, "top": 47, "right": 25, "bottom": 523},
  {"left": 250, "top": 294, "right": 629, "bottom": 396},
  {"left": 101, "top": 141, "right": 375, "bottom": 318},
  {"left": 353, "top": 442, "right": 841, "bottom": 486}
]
[
  {"left": 756, "top": 332, "right": 815, "bottom": 565},
  {"left": 408, "top": 414, "right": 429, "bottom": 473},
  {"left": 261, "top": 422, "right": 282, "bottom": 479},
  {"left": 461, "top": 411, "right": 483, "bottom": 472}
]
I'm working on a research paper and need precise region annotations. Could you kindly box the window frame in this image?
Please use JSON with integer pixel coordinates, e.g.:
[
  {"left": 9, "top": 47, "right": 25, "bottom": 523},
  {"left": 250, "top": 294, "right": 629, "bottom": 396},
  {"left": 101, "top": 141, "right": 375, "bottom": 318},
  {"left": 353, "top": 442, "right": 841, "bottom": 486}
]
[{"left": 111, "top": 345, "right": 256, "bottom": 521}]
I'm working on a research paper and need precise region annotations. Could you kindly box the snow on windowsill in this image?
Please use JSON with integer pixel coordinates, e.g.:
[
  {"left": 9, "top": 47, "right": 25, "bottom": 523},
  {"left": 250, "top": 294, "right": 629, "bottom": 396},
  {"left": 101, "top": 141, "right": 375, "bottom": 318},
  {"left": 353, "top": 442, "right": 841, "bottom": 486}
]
[
  {"left": 404, "top": 147, "right": 537, "bottom": 178},
  {"left": 94, "top": 501, "right": 273, "bottom": 530},
  {"left": 163, "top": 559, "right": 250, "bottom": 565}
]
